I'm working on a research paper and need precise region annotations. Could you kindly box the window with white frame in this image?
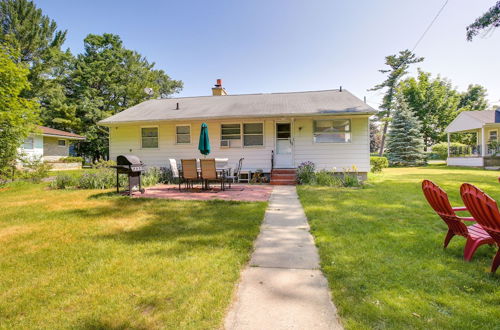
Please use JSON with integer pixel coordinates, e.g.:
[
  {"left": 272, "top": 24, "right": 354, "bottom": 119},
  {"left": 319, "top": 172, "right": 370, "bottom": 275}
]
[
  {"left": 243, "top": 123, "right": 264, "bottom": 146},
  {"left": 176, "top": 125, "right": 191, "bottom": 144},
  {"left": 221, "top": 124, "right": 241, "bottom": 140},
  {"left": 313, "top": 119, "right": 351, "bottom": 143},
  {"left": 141, "top": 127, "right": 158, "bottom": 148},
  {"left": 23, "top": 137, "right": 34, "bottom": 150},
  {"left": 58, "top": 139, "right": 66, "bottom": 147},
  {"left": 489, "top": 130, "right": 497, "bottom": 142}
]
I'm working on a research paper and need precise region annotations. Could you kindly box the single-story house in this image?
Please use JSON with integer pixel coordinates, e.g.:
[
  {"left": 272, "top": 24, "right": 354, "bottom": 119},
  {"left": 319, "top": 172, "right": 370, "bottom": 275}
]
[
  {"left": 445, "top": 109, "right": 500, "bottom": 167},
  {"left": 20, "top": 125, "right": 85, "bottom": 162},
  {"left": 98, "top": 80, "right": 376, "bottom": 179}
]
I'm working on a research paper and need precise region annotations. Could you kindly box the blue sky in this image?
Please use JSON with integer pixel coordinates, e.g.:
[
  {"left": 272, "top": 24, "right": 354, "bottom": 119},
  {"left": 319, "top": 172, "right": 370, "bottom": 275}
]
[{"left": 36, "top": 0, "right": 500, "bottom": 109}]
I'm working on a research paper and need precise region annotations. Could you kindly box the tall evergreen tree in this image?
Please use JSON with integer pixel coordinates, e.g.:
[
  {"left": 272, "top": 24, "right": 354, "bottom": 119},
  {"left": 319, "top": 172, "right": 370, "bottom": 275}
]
[
  {"left": 0, "top": 45, "right": 39, "bottom": 176},
  {"left": 386, "top": 98, "right": 425, "bottom": 166},
  {"left": 370, "top": 50, "right": 423, "bottom": 156}
]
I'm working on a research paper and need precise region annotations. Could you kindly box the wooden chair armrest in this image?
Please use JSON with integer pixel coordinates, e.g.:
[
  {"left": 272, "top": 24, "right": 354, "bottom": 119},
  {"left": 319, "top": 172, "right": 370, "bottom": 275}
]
[
  {"left": 452, "top": 206, "right": 467, "bottom": 212},
  {"left": 459, "top": 217, "right": 475, "bottom": 222}
]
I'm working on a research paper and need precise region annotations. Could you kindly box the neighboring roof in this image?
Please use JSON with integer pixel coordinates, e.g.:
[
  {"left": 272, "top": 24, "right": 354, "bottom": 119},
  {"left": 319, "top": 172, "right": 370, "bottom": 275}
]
[
  {"left": 445, "top": 110, "right": 500, "bottom": 133},
  {"left": 36, "top": 126, "right": 85, "bottom": 140},
  {"left": 99, "top": 89, "right": 376, "bottom": 125}
]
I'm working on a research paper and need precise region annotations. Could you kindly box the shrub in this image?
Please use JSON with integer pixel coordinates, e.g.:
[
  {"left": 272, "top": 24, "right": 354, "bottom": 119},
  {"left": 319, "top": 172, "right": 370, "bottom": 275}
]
[
  {"left": 370, "top": 156, "right": 389, "bottom": 173},
  {"left": 17, "top": 157, "right": 53, "bottom": 183},
  {"left": 61, "top": 156, "right": 83, "bottom": 163},
  {"left": 430, "top": 142, "right": 467, "bottom": 160},
  {"left": 142, "top": 167, "right": 163, "bottom": 187},
  {"left": 297, "top": 161, "right": 316, "bottom": 184},
  {"left": 50, "top": 174, "right": 78, "bottom": 189},
  {"left": 92, "top": 159, "right": 116, "bottom": 169},
  {"left": 78, "top": 168, "right": 117, "bottom": 189},
  {"left": 315, "top": 170, "right": 342, "bottom": 187}
]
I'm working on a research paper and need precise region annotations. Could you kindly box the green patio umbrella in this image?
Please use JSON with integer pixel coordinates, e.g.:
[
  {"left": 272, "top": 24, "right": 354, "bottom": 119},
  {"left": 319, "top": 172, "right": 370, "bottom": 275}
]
[{"left": 198, "top": 123, "right": 211, "bottom": 157}]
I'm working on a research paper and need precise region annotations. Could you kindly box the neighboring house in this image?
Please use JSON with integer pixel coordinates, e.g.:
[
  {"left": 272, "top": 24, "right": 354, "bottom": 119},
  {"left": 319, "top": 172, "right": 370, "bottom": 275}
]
[
  {"left": 98, "top": 80, "right": 376, "bottom": 178},
  {"left": 445, "top": 109, "right": 500, "bottom": 167},
  {"left": 20, "top": 126, "right": 85, "bottom": 162}
]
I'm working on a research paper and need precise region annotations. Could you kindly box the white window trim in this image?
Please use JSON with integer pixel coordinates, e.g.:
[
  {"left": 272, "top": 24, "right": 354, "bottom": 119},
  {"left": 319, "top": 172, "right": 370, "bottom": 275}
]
[
  {"left": 221, "top": 122, "right": 242, "bottom": 146},
  {"left": 175, "top": 124, "right": 192, "bottom": 145},
  {"left": 140, "top": 126, "right": 159, "bottom": 149},
  {"left": 488, "top": 129, "right": 498, "bottom": 142},
  {"left": 242, "top": 121, "right": 265, "bottom": 148},
  {"left": 312, "top": 119, "right": 352, "bottom": 144},
  {"left": 23, "top": 137, "right": 34, "bottom": 150},
  {"left": 57, "top": 139, "right": 67, "bottom": 147}
]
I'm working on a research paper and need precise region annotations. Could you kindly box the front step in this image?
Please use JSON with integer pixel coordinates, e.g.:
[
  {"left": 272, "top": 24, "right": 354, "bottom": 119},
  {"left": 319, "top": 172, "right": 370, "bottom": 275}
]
[{"left": 270, "top": 168, "right": 297, "bottom": 185}]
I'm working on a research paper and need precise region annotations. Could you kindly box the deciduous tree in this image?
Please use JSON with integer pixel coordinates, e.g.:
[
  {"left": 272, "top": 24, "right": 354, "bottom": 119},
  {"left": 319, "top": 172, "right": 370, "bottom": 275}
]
[
  {"left": 70, "top": 34, "right": 182, "bottom": 160},
  {"left": 0, "top": 46, "right": 38, "bottom": 176},
  {"left": 398, "top": 70, "right": 461, "bottom": 149}
]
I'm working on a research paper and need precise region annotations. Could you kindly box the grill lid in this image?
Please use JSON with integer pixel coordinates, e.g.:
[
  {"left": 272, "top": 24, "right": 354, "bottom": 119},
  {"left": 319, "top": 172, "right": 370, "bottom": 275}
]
[{"left": 117, "top": 154, "right": 142, "bottom": 166}]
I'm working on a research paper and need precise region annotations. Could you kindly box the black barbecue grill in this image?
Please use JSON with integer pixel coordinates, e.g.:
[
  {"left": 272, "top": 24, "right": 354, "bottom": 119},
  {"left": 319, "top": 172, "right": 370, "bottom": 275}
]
[{"left": 113, "top": 155, "right": 145, "bottom": 196}]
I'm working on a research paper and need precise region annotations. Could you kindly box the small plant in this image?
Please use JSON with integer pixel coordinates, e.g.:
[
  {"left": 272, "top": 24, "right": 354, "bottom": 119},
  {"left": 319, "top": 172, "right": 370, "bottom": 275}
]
[
  {"left": 50, "top": 174, "right": 78, "bottom": 189},
  {"left": 370, "top": 156, "right": 389, "bottom": 173},
  {"left": 341, "top": 165, "right": 361, "bottom": 187},
  {"left": 297, "top": 161, "right": 316, "bottom": 184},
  {"left": 251, "top": 169, "right": 264, "bottom": 184},
  {"left": 315, "top": 170, "right": 342, "bottom": 187}
]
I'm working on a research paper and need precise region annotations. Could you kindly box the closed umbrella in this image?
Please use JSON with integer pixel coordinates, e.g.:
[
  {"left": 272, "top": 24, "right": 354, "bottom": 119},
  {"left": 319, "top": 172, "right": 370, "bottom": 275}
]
[{"left": 198, "top": 123, "right": 211, "bottom": 157}]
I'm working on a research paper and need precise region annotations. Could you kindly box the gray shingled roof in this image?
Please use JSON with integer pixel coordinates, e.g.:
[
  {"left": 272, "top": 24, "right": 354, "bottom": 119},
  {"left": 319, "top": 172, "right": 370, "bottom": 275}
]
[
  {"left": 462, "top": 110, "right": 497, "bottom": 123},
  {"left": 99, "top": 89, "right": 376, "bottom": 125}
]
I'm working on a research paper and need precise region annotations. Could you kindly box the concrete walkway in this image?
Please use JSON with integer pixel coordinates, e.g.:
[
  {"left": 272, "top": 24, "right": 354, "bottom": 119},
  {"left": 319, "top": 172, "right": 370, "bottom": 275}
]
[{"left": 225, "top": 186, "right": 343, "bottom": 330}]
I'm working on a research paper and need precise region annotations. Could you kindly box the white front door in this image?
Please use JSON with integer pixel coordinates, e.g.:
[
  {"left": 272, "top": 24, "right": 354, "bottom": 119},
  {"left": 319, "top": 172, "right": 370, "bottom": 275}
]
[{"left": 275, "top": 122, "right": 293, "bottom": 168}]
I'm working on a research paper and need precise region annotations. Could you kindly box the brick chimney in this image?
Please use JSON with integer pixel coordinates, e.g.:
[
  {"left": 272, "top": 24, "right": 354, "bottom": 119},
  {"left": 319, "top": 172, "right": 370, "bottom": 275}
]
[{"left": 212, "top": 79, "right": 227, "bottom": 96}]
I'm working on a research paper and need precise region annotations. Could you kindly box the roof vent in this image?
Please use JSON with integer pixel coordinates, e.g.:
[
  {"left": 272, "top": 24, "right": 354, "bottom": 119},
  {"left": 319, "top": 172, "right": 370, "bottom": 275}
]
[
  {"left": 339, "top": 86, "right": 342, "bottom": 92},
  {"left": 175, "top": 102, "right": 179, "bottom": 110}
]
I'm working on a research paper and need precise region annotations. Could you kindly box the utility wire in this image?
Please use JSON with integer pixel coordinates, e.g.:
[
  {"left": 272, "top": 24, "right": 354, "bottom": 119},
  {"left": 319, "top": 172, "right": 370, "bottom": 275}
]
[{"left": 411, "top": 0, "right": 450, "bottom": 53}]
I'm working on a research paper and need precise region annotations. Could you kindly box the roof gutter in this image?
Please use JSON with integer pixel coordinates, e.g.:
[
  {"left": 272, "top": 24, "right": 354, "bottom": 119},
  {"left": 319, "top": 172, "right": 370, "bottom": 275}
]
[
  {"left": 98, "top": 111, "right": 376, "bottom": 126},
  {"left": 41, "top": 133, "right": 86, "bottom": 140}
]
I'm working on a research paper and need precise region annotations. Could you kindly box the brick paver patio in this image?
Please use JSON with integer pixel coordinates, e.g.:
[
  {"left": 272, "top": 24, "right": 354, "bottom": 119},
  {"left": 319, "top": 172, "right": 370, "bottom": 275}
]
[{"left": 132, "top": 184, "right": 273, "bottom": 202}]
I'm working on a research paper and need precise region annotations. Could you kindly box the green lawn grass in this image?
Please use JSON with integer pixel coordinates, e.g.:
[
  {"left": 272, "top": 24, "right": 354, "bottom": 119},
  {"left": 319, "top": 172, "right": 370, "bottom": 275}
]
[
  {"left": 298, "top": 165, "right": 500, "bottom": 329},
  {"left": 0, "top": 182, "right": 266, "bottom": 329}
]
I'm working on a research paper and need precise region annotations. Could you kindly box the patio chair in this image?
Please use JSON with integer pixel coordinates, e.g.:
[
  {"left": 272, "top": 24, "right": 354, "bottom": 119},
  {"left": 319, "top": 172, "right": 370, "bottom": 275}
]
[
  {"left": 225, "top": 158, "right": 244, "bottom": 189},
  {"left": 421, "top": 180, "right": 493, "bottom": 261},
  {"left": 460, "top": 183, "right": 500, "bottom": 273},
  {"left": 169, "top": 159, "right": 182, "bottom": 190},
  {"left": 180, "top": 159, "right": 199, "bottom": 190},
  {"left": 200, "top": 158, "right": 225, "bottom": 190}
]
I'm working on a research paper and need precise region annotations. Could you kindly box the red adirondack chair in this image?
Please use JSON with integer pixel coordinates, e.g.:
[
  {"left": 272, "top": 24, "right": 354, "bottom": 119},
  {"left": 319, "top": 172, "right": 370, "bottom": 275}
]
[
  {"left": 421, "top": 180, "right": 493, "bottom": 261},
  {"left": 460, "top": 183, "right": 500, "bottom": 273}
]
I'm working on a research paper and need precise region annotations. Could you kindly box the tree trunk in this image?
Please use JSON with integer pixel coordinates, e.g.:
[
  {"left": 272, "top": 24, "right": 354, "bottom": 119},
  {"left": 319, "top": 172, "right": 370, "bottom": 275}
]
[{"left": 378, "top": 120, "right": 389, "bottom": 156}]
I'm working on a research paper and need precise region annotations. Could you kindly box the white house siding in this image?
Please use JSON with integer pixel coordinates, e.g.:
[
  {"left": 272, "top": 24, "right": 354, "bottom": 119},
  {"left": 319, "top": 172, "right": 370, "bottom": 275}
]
[
  {"left": 108, "top": 115, "right": 370, "bottom": 173},
  {"left": 447, "top": 157, "right": 484, "bottom": 167},
  {"left": 293, "top": 116, "right": 370, "bottom": 172}
]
